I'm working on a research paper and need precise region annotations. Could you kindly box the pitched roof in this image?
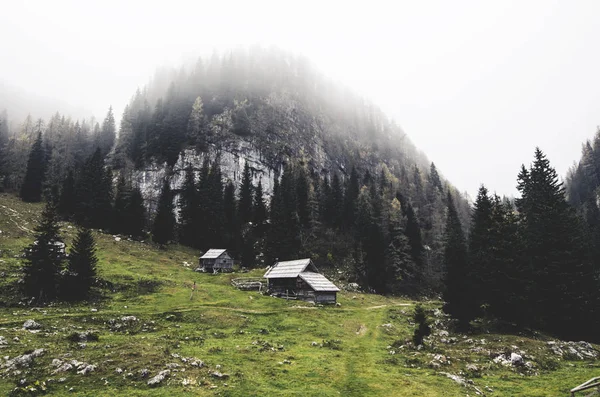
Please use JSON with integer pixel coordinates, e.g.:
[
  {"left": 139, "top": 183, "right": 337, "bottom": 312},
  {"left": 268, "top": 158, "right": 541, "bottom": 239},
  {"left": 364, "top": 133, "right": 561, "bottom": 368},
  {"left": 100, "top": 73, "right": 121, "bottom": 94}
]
[
  {"left": 200, "top": 249, "right": 228, "bottom": 259},
  {"left": 263, "top": 258, "right": 313, "bottom": 278},
  {"left": 299, "top": 272, "right": 340, "bottom": 292}
]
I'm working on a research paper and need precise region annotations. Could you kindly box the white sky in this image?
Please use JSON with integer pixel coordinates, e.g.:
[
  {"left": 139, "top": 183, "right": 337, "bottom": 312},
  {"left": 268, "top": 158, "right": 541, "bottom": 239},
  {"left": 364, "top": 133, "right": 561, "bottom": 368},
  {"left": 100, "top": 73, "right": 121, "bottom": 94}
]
[{"left": 1, "top": 0, "right": 600, "bottom": 198}]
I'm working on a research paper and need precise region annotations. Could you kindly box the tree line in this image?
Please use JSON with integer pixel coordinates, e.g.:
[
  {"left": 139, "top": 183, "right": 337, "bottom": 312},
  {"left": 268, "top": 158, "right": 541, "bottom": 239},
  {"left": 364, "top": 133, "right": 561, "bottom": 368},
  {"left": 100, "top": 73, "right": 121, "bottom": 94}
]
[{"left": 443, "top": 148, "right": 600, "bottom": 342}]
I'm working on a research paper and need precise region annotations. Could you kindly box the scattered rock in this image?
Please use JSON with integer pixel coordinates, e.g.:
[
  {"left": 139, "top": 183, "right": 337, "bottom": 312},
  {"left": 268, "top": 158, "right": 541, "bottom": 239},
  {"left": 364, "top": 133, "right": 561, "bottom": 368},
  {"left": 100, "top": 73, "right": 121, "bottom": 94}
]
[
  {"left": 13, "top": 337, "right": 19, "bottom": 343},
  {"left": 381, "top": 323, "right": 393, "bottom": 328},
  {"left": 139, "top": 368, "right": 150, "bottom": 378},
  {"left": 121, "top": 316, "right": 138, "bottom": 323},
  {"left": 466, "top": 363, "right": 479, "bottom": 372},
  {"left": 311, "top": 341, "right": 319, "bottom": 346},
  {"left": 115, "top": 368, "right": 123, "bottom": 374},
  {"left": 76, "top": 364, "right": 96, "bottom": 375},
  {"left": 148, "top": 370, "right": 170, "bottom": 387},
  {"left": 211, "top": 371, "right": 230, "bottom": 379},
  {"left": 510, "top": 353, "right": 524, "bottom": 366},
  {"left": 23, "top": 319, "right": 42, "bottom": 330},
  {"left": 114, "top": 237, "right": 121, "bottom": 242},
  {"left": 2, "top": 348, "right": 45, "bottom": 372},
  {"left": 0, "top": 336, "right": 7, "bottom": 346},
  {"left": 440, "top": 372, "right": 467, "bottom": 387}
]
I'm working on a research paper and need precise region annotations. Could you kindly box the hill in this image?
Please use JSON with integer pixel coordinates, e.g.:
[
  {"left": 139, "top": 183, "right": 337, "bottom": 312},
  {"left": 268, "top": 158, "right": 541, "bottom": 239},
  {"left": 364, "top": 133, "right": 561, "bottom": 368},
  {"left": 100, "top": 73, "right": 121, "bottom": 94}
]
[{"left": 0, "top": 194, "right": 599, "bottom": 396}]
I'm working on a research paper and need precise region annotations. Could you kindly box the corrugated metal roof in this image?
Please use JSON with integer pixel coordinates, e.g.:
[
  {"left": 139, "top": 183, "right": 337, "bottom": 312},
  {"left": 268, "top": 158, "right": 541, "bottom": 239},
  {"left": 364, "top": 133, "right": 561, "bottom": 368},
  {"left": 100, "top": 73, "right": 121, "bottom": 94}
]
[
  {"left": 264, "top": 258, "right": 312, "bottom": 278},
  {"left": 200, "top": 249, "right": 228, "bottom": 259},
  {"left": 299, "top": 272, "right": 340, "bottom": 292}
]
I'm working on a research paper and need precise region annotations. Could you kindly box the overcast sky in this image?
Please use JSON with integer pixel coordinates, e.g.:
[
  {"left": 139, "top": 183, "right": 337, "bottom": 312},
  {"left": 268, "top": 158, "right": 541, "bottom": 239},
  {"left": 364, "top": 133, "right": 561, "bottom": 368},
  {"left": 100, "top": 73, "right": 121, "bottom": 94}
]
[{"left": 1, "top": 0, "right": 600, "bottom": 199}]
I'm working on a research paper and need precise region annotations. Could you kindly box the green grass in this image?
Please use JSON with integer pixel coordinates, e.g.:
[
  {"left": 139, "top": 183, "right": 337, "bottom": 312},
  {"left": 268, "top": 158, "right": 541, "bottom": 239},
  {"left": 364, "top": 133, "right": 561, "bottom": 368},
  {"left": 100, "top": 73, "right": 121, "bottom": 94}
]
[{"left": 0, "top": 193, "right": 599, "bottom": 396}]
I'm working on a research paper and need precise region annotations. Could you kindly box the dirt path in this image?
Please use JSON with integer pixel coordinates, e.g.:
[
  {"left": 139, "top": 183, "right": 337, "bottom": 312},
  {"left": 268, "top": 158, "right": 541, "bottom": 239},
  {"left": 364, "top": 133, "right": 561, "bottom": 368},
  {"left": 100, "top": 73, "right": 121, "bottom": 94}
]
[{"left": 367, "top": 303, "right": 412, "bottom": 310}]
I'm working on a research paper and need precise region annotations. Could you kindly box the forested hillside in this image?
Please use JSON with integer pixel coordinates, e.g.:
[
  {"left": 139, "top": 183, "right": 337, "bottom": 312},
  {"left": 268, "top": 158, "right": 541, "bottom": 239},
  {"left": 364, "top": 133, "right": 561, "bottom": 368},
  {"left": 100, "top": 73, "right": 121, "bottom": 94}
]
[{"left": 0, "top": 48, "right": 470, "bottom": 295}]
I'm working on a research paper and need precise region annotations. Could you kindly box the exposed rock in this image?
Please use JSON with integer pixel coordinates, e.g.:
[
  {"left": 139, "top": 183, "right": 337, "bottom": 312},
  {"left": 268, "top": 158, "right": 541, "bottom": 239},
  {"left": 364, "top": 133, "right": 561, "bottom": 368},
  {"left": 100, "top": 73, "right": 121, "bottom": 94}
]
[
  {"left": 440, "top": 372, "right": 467, "bottom": 387},
  {"left": 76, "top": 364, "right": 96, "bottom": 375},
  {"left": 510, "top": 353, "right": 524, "bottom": 366},
  {"left": 2, "top": 348, "right": 45, "bottom": 372},
  {"left": 120, "top": 316, "right": 138, "bottom": 323},
  {"left": 211, "top": 371, "right": 230, "bottom": 379},
  {"left": 139, "top": 368, "right": 150, "bottom": 378},
  {"left": 23, "top": 319, "right": 42, "bottom": 330},
  {"left": 0, "top": 336, "right": 7, "bottom": 346},
  {"left": 147, "top": 370, "right": 170, "bottom": 387}
]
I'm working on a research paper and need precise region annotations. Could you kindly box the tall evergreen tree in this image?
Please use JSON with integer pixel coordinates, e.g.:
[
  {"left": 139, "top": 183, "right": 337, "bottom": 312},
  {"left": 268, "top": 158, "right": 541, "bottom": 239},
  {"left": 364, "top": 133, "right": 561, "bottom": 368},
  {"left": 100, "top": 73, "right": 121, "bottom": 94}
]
[
  {"left": 20, "top": 132, "right": 46, "bottom": 202},
  {"left": 178, "top": 166, "right": 198, "bottom": 247},
  {"left": 113, "top": 175, "right": 130, "bottom": 234},
  {"left": 152, "top": 179, "right": 176, "bottom": 246},
  {"left": 64, "top": 228, "right": 98, "bottom": 300},
  {"left": 125, "top": 187, "right": 146, "bottom": 238},
  {"left": 386, "top": 198, "right": 417, "bottom": 294},
  {"left": 516, "top": 148, "right": 597, "bottom": 338},
  {"left": 253, "top": 180, "right": 267, "bottom": 228},
  {"left": 57, "top": 170, "right": 76, "bottom": 219},
  {"left": 97, "top": 106, "right": 116, "bottom": 156},
  {"left": 22, "top": 201, "right": 65, "bottom": 301},
  {"left": 205, "top": 162, "right": 225, "bottom": 248},
  {"left": 343, "top": 166, "right": 360, "bottom": 227},
  {"left": 223, "top": 180, "right": 239, "bottom": 253},
  {"left": 442, "top": 191, "right": 472, "bottom": 329},
  {"left": 238, "top": 162, "right": 254, "bottom": 224},
  {"left": 297, "top": 167, "right": 311, "bottom": 229},
  {"left": 74, "top": 148, "right": 113, "bottom": 229}
]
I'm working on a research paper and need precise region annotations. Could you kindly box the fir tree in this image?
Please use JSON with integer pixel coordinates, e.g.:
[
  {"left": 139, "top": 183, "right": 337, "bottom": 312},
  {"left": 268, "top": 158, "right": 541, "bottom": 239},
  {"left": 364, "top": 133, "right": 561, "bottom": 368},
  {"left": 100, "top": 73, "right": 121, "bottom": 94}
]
[
  {"left": 126, "top": 187, "right": 146, "bottom": 238},
  {"left": 253, "top": 180, "right": 267, "bottom": 229},
  {"left": 97, "top": 106, "right": 116, "bottom": 156},
  {"left": 223, "top": 180, "right": 239, "bottom": 253},
  {"left": 442, "top": 191, "right": 471, "bottom": 329},
  {"left": 330, "top": 173, "right": 344, "bottom": 228},
  {"left": 205, "top": 162, "right": 225, "bottom": 248},
  {"left": 74, "top": 148, "right": 113, "bottom": 229},
  {"left": 64, "top": 228, "right": 98, "bottom": 300},
  {"left": 343, "top": 166, "right": 360, "bottom": 227},
  {"left": 113, "top": 175, "right": 130, "bottom": 234},
  {"left": 152, "top": 179, "right": 176, "bottom": 246},
  {"left": 386, "top": 198, "right": 418, "bottom": 294},
  {"left": 238, "top": 162, "right": 254, "bottom": 224},
  {"left": 178, "top": 166, "right": 198, "bottom": 247},
  {"left": 297, "top": 167, "right": 311, "bottom": 228},
  {"left": 22, "top": 201, "right": 65, "bottom": 301},
  {"left": 20, "top": 132, "right": 46, "bottom": 202},
  {"left": 57, "top": 170, "right": 76, "bottom": 219},
  {"left": 516, "top": 148, "right": 597, "bottom": 338}
]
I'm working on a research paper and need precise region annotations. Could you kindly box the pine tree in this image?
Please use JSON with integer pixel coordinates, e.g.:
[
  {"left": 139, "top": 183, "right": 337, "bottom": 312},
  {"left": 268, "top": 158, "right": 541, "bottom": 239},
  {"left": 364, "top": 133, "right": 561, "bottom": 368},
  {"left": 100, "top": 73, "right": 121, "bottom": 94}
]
[
  {"left": 343, "top": 167, "right": 360, "bottom": 227},
  {"left": 238, "top": 162, "right": 254, "bottom": 224},
  {"left": 20, "top": 132, "right": 46, "bottom": 202},
  {"left": 178, "top": 166, "right": 198, "bottom": 247},
  {"left": 126, "top": 187, "right": 146, "bottom": 238},
  {"left": 74, "top": 148, "right": 113, "bottom": 229},
  {"left": 223, "top": 180, "right": 239, "bottom": 253},
  {"left": 113, "top": 175, "right": 130, "bottom": 234},
  {"left": 57, "top": 170, "right": 76, "bottom": 219},
  {"left": 64, "top": 228, "right": 98, "bottom": 300},
  {"left": 152, "top": 179, "right": 176, "bottom": 246},
  {"left": 442, "top": 191, "right": 472, "bottom": 329},
  {"left": 467, "top": 185, "right": 494, "bottom": 318},
  {"left": 253, "top": 180, "right": 267, "bottom": 229},
  {"left": 296, "top": 167, "right": 311, "bottom": 229},
  {"left": 22, "top": 201, "right": 65, "bottom": 301},
  {"left": 97, "top": 106, "right": 116, "bottom": 156},
  {"left": 516, "top": 148, "right": 597, "bottom": 338},
  {"left": 386, "top": 198, "right": 418, "bottom": 294},
  {"left": 205, "top": 162, "right": 225, "bottom": 248},
  {"left": 187, "top": 96, "right": 206, "bottom": 149}
]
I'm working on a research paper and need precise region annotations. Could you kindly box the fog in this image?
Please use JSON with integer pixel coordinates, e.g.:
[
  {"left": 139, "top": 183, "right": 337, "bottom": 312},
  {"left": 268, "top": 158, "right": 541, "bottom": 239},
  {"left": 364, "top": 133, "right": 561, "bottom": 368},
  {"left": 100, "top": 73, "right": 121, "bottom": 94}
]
[{"left": 1, "top": 0, "right": 600, "bottom": 198}]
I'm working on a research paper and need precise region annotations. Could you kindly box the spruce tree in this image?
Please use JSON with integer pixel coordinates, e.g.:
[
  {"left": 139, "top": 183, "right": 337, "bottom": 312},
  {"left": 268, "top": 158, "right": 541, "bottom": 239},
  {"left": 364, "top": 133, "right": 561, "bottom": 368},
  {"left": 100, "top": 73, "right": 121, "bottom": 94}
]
[
  {"left": 20, "top": 132, "right": 46, "bottom": 202},
  {"left": 386, "top": 198, "right": 417, "bottom": 294},
  {"left": 223, "top": 180, "right": 239, "bottom": 252},
  {"left": 330, "top": 173, "right": 344, "bottom": 228},
  {"left": 412, "top": 304, "right": 431, "bottom": 346},
  {"left": 467, "top": 185, "right": 494, "bottom": 317},
  {"left": 113, "top": 175, "right": 130, "bottom": 234},
  {"left": 238, "top": 162, "right": 254, "bottom": 224},
  {"left": 516, "top": 148, "right": 597, "bottom": 338},
  {"left": 205, "top": 162, "right": 225, "bottom": 248},
  {"left": 75, "top": 148, "right": 113, "bottom": 229},
  {"left": 57, "top": 170, "right": 76, "bottom": 220},
  {"left": 442, "top": 191, "right": 472, "bottom": 329},
  {"left": 22, "top": 201, "right": 65, "bottom": 301},
  {"left": 152, "top": 179, "right": 176, "bottom": 246},
  {"left": 178, "top": 166, "right": 198, "bottom": 247},
  {"left": 126, "top": 187, "right": 146, "bottom": 238},
  {"left": 343, "top": 167, "right": 360, "bottom": 227},
  {"left": 64, "top": 228, "right": 98, "bottom": 300},
  {"left": 253, "top": 180, "right": 268, "bottom": 229},
  {"left": 297, "top": 167, "right": 311, "bottom": 228}
]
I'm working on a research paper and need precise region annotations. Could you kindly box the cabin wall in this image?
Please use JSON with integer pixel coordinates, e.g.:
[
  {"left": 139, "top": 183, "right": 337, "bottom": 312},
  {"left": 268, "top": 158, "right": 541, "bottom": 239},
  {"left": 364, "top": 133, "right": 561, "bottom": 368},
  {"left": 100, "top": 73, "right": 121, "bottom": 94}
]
[{"left": 315, "top": 292, "right": 337, "bottom": 304}]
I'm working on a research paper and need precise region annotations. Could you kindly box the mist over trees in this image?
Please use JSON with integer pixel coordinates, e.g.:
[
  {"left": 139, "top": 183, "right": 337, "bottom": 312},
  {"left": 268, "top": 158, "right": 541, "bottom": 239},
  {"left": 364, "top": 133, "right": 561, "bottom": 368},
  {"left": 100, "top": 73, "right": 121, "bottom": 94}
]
[{"left": 5, "top": 46, "right": 600, "bottom": 343}]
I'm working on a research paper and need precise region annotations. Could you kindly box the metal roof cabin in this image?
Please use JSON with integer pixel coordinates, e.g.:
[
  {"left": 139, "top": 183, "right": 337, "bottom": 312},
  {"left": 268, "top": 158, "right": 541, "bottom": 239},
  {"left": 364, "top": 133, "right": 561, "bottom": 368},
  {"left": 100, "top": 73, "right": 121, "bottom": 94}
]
[
  {"left": 198, "top": 249, "right": 234, "bottom": 273},
  {"left": 264, "top": 259, "right": 340, "bottom": 303}
]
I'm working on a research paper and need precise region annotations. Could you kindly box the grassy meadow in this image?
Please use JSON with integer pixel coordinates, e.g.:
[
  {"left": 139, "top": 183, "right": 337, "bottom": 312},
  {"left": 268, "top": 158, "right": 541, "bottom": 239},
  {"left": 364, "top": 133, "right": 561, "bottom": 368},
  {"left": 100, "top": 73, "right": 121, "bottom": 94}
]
[{"left": 0, "top": 193, "right": 599, "bottom": 396}]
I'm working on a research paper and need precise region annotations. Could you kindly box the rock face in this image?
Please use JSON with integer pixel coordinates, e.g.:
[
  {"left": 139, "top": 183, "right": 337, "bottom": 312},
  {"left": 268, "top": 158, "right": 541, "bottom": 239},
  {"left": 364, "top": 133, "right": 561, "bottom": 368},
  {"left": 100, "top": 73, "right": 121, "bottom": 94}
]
[
  {"left": 148, "top": 370, "right": 170, "bottom": 387},
  {"left": 132, "top": 145, "right": 278, "bottom": 212}
]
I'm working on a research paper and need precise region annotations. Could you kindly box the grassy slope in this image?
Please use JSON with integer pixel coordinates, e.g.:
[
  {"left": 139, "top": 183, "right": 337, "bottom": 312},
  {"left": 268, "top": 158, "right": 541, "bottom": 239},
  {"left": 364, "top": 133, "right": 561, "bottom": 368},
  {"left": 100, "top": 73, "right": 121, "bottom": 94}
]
[{"left": 0, "top": 193, "right": 598, "bottom": 396}]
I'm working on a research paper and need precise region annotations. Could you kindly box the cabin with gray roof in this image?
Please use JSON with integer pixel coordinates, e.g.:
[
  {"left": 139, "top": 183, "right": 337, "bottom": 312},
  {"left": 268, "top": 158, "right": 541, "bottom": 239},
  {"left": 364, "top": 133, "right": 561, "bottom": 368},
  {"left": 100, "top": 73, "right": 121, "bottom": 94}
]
[
  {"left": 199, "top": 249, "right": 234, "bottom": 272},
  {"left": 263, "top": 258, "right": 340, "bottom": 303}
]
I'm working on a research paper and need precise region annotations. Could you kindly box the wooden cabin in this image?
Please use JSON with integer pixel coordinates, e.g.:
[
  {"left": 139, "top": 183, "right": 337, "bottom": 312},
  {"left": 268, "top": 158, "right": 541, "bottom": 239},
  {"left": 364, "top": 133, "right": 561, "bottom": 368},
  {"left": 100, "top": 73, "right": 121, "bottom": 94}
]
[
  {"left": 199, "top": 249, "right": 234, "bottom": 273},
  {"left": 263, "top": 258, "right": 340, "bottom": 303}
]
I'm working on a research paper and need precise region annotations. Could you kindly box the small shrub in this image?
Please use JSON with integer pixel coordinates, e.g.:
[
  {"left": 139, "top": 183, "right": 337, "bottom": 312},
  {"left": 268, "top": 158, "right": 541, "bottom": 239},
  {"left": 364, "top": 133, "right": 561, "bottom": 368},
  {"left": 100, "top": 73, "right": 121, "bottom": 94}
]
[
  {"left": 322, "top": 339, "right": 342, "bottom": 350},
  {"left": 536, "top": 356, "right": 560, "bottom": 371},
  {"left": 412, "top": 304, "right": 431, "bottom": 347}
]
